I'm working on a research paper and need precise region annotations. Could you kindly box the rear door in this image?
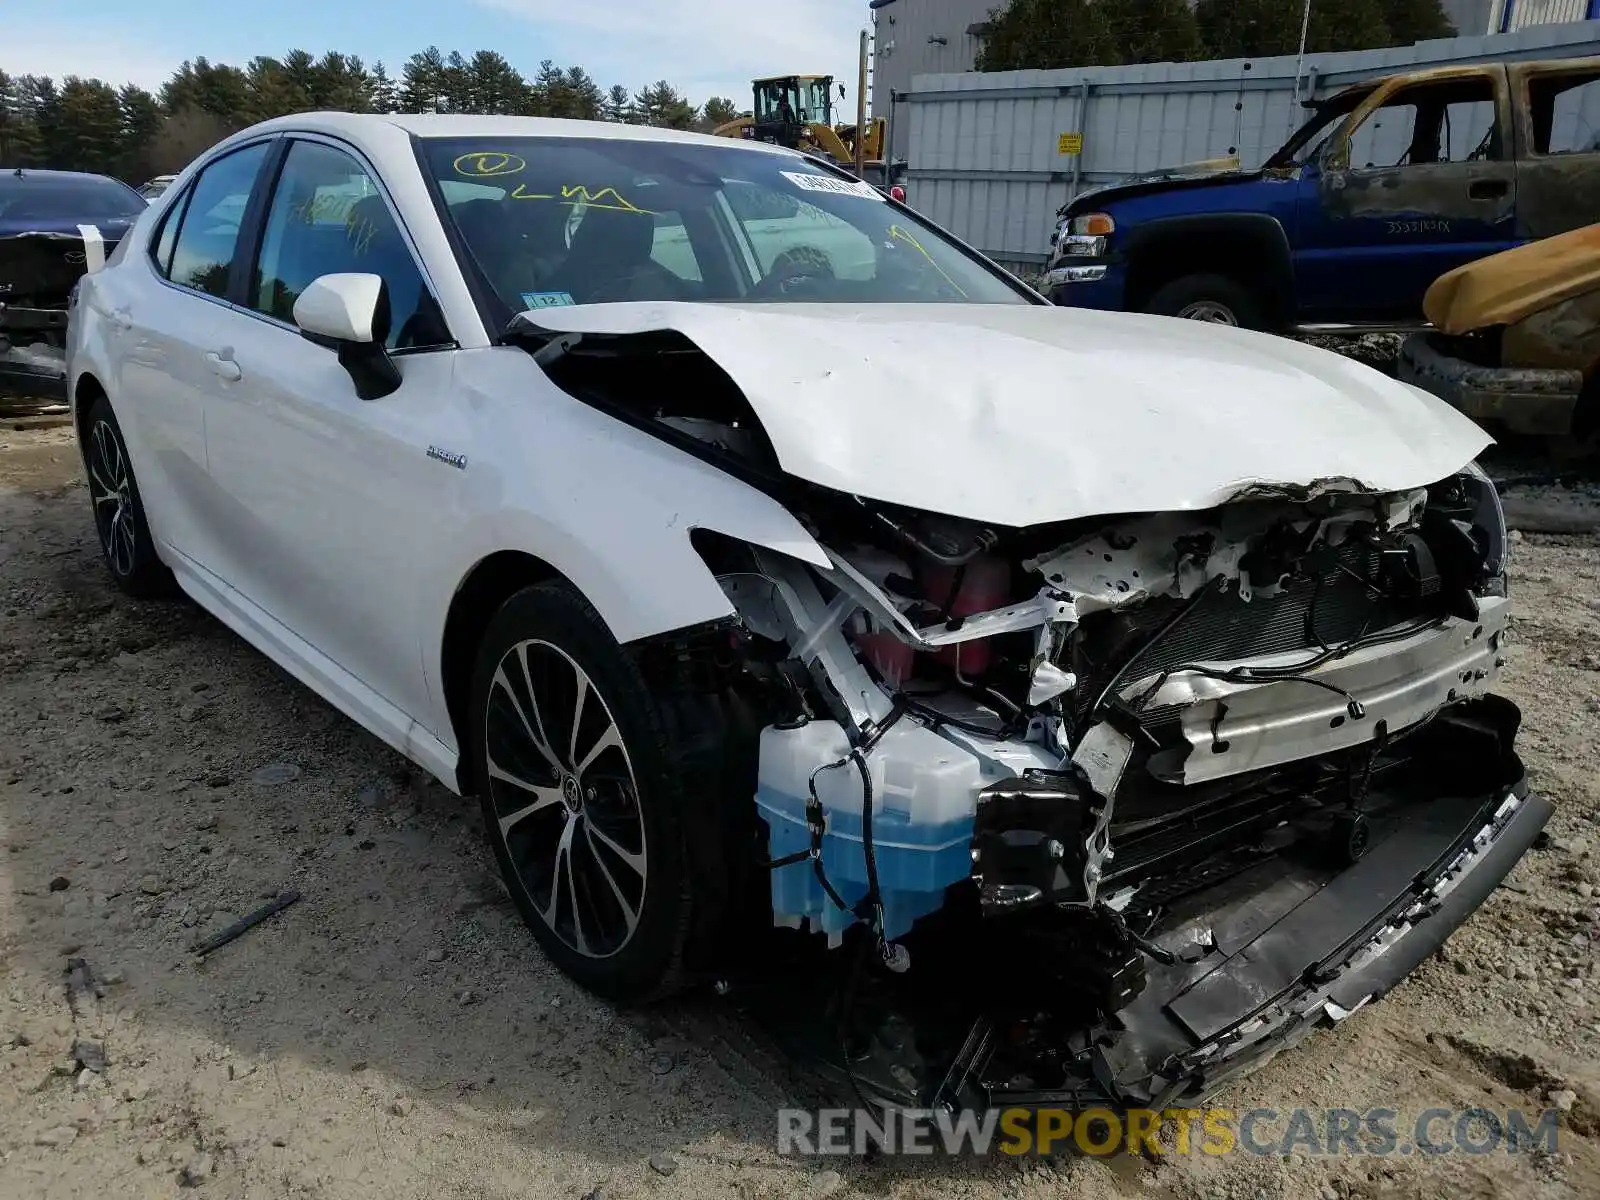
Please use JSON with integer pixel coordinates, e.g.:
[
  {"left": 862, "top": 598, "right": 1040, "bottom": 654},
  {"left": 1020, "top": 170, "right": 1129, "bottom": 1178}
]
[
  {"left": 1511, "top": 60, "right": 1600, "bottom": 241},
  {"left": 1294, "top": 68, "right": 1518, "bottom": 322},
  {"left": 110, "top": 140, "right": 275, "bottom": 565}
]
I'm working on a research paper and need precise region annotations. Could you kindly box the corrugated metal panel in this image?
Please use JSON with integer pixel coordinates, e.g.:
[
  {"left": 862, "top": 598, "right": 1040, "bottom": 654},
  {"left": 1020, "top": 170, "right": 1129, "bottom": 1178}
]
[
  {"left": 1492, "top": 1, "right": 1599, "bottom": 32},
  {"left": 904, "top": 22, "right": 1600, "bottom": 263}
]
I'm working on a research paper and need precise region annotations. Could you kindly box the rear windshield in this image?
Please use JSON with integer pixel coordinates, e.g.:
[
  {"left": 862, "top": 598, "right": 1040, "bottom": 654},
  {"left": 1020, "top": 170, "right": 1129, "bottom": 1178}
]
[
  {"left": 418, "top": 136, "right": 1029, "bottom": 319},
  {"left": 0, "top": 174, "right": 146, "bottom": 222}
]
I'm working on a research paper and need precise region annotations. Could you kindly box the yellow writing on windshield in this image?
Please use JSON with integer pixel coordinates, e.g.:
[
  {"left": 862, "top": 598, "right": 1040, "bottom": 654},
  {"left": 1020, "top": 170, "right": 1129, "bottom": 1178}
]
[
  {"left": 505, "top": 183, "right": 654, "bottom": 214},
  {"left": 454, "top": 151, "right": 527, "bottom": 178},
  {"left": 888, "top": 224, "right": 967, "bottom": 298}
]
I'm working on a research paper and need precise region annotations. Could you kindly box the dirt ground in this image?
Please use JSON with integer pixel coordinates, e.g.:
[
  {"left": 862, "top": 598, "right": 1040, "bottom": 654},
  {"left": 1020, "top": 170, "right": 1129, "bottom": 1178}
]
[{"left": 2, "top": 418, "right": 1599, "bottom": 1200}]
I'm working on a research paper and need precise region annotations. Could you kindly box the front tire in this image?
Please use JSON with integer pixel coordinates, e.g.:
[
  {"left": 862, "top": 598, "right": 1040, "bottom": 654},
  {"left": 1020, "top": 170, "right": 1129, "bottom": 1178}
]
[
  {"left": 465, "top": 582, "right": 715, "bottom": 1002},
  {"left": 82, "top": 394, "right": 173, "bottom": 598},
  {"left": 1144, "top": 273, "right": 1264, "bottom": 329}
]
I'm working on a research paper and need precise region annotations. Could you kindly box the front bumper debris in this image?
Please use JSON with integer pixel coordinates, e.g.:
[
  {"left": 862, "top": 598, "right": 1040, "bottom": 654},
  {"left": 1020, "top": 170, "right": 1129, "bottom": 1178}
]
[
  {"left": 1399, "top": 332, "right": 1581, "bottom": 436},
  {"left": 730, "top": 696, "right": 1546, "bottom": 1117}
]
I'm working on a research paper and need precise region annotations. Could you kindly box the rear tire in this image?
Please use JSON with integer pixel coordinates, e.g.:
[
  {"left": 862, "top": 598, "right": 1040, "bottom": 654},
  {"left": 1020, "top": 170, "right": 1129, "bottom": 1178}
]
[
  {"left": 81, "top": 394, "right": 173, "bottom": 598},
  {"left": 465, "top": 582, "right": 732, "bottom": 1002},
  {"left": 1144, "top": 273, "right": 1264, "bottom": 330}
]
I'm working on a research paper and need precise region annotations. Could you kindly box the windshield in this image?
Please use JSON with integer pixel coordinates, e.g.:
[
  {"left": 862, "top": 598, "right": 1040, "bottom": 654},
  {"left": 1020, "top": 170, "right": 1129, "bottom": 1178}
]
[
  {"left": 421, "top": 136, "right": 1029, "bottom": 318},
  {"left": 0, "top": 174, "right": 146, "bottom": 222},
  {"left": 1266, "top": 89, "right": 1371, "bottom": 168}
]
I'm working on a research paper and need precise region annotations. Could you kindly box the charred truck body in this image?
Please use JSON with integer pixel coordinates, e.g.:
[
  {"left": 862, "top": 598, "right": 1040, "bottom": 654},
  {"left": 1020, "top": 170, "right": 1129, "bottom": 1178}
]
[{"left": 515, "top": 302, "right": 1548, "bottom": 1115}]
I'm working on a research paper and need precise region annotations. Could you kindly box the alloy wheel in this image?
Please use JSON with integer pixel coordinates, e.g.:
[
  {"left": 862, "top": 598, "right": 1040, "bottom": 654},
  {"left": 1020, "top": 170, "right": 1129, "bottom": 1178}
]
[
  {"left": 482, "top": 639, "right": 647, "bottom": 959},
  {"left": 1176, "top": 300, "right": 1239, "bottom": 325},
  {"left": 88, "top": 419, "right": 137, "bottom": 577}
]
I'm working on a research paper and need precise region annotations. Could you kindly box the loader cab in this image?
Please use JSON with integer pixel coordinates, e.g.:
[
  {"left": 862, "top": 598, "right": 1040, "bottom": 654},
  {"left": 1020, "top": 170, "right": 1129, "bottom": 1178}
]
[{"left": 752, "top": 75, "right": 836, "bottom": 148}]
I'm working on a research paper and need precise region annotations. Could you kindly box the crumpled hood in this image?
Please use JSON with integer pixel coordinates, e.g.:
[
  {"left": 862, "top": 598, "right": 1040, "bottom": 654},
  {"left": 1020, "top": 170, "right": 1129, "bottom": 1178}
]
[{"left": 524, "top": 301, "right": 1491, "bottom": 528}]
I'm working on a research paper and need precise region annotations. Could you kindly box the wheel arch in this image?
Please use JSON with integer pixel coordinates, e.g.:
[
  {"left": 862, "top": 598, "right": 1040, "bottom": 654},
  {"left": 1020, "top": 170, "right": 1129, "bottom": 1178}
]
[
  {"left": 438, "top": 549, "right": 565, "bottom": 791},
  {"left": 72, "top": 372, "right": 109, "bottom": 457},
  {"left": 1122, "top": 214, "right": 1294, "bottom": 328}
]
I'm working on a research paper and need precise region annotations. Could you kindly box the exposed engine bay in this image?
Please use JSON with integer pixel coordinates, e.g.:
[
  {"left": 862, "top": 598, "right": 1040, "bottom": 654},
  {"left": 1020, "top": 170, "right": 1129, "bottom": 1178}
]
[{"left": 517, "top": 320, "right": 1548, "bottom": 1114}]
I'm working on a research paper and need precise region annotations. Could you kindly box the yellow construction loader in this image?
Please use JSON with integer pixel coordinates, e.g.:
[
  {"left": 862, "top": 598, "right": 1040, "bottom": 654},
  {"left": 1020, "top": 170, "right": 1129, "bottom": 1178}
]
[{"left": 713, "top": 75, "right": 886, "bottom": 172}]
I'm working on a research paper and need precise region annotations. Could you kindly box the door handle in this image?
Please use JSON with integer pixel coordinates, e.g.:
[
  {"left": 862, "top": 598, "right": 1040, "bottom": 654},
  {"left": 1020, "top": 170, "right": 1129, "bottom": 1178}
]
[
  {"left": 204, "top": 351, "right": 242, "bottom": 383},
  {"left": 1468, "top": 179, "right": 1509, "bottom": 199}
]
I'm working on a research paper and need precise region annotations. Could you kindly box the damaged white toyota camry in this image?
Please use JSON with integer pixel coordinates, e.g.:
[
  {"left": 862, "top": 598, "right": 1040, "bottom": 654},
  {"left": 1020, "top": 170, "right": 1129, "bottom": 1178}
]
[{"left": 68, "top": 113, "right": 1548, "bottom": 1113}]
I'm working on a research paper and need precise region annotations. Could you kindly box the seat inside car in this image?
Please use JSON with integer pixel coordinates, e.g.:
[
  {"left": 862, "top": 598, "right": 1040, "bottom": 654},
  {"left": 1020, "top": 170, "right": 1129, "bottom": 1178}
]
[{"left": 541, "top": 205, "right": 687, "bottom": 303}]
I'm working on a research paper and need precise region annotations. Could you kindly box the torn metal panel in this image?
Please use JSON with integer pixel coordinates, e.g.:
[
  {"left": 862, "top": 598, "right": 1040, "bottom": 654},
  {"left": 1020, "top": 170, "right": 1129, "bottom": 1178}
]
[{"left": 1423, "top": 221, "right": 1600, "bottom": 334}]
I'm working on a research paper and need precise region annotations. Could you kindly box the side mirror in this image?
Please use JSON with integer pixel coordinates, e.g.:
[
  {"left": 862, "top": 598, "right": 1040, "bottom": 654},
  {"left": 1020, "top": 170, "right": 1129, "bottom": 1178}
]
[{"left": 293, "top": 273, "right": 401, "bottom": 401}]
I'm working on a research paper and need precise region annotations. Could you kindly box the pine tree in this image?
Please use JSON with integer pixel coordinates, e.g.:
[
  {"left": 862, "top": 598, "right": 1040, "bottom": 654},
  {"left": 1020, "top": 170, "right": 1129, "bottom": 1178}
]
[
  {"left": 1386, "top": 0, "right": 1457, "bottom": 44},
  {"left": 53, "top": 77, "right": 126, "bottom": 176},
  {"left": 370, "top": 62, "right": 398, "bottom": 114},
  {"left": 633, "top": 81, "right": 696, "bottom": 129},
  {"left": 977, "top": 0, "right": 1119, "bottom": 72},
  {"left": 466, "top": 51, "right": 530, "bottom": 114},
  {"left": 443, "top": 51, "right": 472, "bottom": 114},
  {"left": 399, "top": 47, "right": 449, "bottom": 113},
  {"left": 118, "top": 84, "right": 162, "bottom": 179},
  {"left": 701, "top": 97, "right": 739, "bottom": 129},
  {"left": 605, "top": 84, "right": 632, "bottom": 123},
  {"left": 1102, "top": 0, "right": 1204, "bottom": 65},
  {"left": 0, "top": 70, "right": 39, "bottom": 164},
  {"left": 564, "top": 67, "right": 605, "bottom": 121}
]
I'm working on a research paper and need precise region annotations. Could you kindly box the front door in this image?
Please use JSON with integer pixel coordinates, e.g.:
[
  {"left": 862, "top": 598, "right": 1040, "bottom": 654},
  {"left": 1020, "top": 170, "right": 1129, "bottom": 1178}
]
[
  {"left": 1294, "top": 68, "right": 1519, "bottom": 323},
  {"left": 198, "top": 136, "right": 463, "bottom": 728}
]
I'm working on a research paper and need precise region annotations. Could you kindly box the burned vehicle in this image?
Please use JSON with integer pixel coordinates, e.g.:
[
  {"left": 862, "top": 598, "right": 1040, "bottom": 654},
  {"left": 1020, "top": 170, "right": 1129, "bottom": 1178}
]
[
  {"left": 67, "top": 113, "right": 1546, "bottom": 1116},
  {"left": 1400, "top": 221, "right": 1600, "bottom": 460},
  {"left": 1, "top": 168, "right": 145, "bottom": 406}
]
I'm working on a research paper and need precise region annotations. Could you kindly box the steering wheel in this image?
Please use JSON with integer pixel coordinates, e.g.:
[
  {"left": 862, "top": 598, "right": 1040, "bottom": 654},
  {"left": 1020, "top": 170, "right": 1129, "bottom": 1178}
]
[{"left": 752, "top": 248, "right": 835, "bottom": 298}]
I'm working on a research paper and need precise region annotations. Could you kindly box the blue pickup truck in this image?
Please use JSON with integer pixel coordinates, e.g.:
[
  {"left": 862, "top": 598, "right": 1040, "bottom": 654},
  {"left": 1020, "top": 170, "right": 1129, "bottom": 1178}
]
[{"left": 1042, "top": 56, "right": 1600, "bottom": 330}]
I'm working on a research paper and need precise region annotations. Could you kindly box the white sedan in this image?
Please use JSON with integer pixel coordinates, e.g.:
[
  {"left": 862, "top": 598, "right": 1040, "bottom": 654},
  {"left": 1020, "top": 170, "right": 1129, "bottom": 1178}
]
[{"left": 68, "top": 113, "right": 1547, "bottom": 1107}]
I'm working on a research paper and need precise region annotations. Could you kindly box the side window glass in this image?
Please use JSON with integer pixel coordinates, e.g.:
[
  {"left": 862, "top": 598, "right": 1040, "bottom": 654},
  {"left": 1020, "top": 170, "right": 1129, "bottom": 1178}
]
[
  {"left": 167, "top": 143, "right": 269, "bottom": 298},
  {"left": 150, "top": 190, "right": 188, "bottom": 278},
  {"left": 251, "top": 140, "right": 448, "bottom": 349},
  {"left": 650, "top": 211, "right": 702, "bottom": 282},
  {"left": 1531, "top": 73, "right": 1600, "bottom": 155}
]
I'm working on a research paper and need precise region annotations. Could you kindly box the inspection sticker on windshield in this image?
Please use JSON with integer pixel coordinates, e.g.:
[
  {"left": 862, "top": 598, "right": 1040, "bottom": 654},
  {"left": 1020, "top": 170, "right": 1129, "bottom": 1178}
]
[
  {"left": 781, "top": 171, "right": 882, "bottom": 200},
  {"left": 520, "top": 291, "right": 576, "bottom": 309}
]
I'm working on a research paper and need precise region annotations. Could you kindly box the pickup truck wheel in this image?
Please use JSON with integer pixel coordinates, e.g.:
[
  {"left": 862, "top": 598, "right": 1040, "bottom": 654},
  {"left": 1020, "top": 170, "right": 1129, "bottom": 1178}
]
[
  {"left": 466, "top": 582, "right": 713, "bottom": 1003},
  {"left": 1144, "top": 274, "right": 1263, "bottom": 330}
]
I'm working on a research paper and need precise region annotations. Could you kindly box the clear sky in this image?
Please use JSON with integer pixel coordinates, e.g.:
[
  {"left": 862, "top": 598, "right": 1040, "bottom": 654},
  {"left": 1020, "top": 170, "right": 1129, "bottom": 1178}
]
[{"left": 3, "top": 0, "right": 873, "bottom": 110}]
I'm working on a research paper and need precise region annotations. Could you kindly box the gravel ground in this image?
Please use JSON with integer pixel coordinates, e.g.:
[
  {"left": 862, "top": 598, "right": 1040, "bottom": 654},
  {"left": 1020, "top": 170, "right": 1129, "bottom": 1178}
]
[{"left": 2, "top": 419, "right": 1599, "bottom": 1200}]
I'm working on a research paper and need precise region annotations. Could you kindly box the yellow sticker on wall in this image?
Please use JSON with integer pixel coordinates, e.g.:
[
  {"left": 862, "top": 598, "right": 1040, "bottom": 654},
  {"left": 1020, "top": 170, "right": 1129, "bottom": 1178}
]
[{"left": 1057, "top": 132, "right": 1083, "bottom": 156}]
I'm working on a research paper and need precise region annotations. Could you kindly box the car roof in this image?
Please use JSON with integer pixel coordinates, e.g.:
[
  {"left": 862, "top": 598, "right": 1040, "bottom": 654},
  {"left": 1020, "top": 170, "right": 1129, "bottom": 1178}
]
[
  {"left": 0, "top": 167, "right": 129, "bottom": 184},
  {"left": 239, "top": 111, "right": 801, "bottom": 157}
]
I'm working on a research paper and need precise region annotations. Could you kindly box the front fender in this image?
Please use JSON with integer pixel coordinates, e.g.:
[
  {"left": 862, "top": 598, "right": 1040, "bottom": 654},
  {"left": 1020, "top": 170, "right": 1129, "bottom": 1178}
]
[{"left": 419, "top": 348, "right": 832, "bottom": 742}]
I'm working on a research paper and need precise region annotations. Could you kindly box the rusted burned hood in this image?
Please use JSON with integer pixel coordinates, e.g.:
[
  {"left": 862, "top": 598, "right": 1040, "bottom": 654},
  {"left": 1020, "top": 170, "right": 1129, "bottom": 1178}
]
[
  {"left": 520, "top": 301, "right": 1491, "bottom": 528},
  {"left": 1424, "top": 223, "right": 1600, "bottom": 335}
]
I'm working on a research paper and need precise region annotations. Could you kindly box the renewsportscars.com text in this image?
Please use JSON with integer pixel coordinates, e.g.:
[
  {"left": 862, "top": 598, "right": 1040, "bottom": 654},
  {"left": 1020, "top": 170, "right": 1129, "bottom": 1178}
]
[{"left": 777, "top": 1106, "right": 1562, "bottom": 1158}]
